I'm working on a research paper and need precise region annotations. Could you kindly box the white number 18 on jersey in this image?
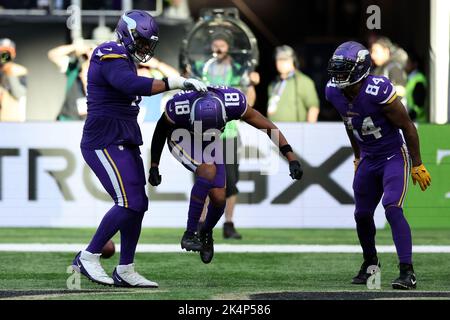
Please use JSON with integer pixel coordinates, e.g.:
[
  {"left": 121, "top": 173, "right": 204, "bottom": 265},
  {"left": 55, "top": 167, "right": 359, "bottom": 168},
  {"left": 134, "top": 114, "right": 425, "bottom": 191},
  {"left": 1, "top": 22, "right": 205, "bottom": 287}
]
[
  {"left": 224, "top": 93, "right": 240, "bottom": 107},
  {"left": 174, "top": 99, "right": 190, "bottom": 115}
]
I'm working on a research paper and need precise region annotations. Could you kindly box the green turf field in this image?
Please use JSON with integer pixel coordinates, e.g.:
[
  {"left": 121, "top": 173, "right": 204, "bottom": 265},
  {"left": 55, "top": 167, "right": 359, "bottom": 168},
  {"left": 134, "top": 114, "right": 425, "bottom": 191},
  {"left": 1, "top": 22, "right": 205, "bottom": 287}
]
[{"left": 0, "top": 228, "right": 449, "bottom": 300}]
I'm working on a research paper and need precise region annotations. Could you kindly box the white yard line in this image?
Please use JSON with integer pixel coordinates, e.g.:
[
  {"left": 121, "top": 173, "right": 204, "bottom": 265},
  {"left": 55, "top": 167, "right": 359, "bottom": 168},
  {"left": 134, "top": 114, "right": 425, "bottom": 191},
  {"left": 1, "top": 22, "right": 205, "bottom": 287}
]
[{"left": 0, "top": 244, "right": 450, "bottom": 253}]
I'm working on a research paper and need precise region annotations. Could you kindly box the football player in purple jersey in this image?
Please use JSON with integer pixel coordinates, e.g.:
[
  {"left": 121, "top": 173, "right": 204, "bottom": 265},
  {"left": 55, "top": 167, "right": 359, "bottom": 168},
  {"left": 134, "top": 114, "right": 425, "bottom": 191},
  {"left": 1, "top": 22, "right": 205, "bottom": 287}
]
[
  {"left": 149, "top": 86, "right": 303, "bottom": 263},
  {"left": 326, "top": 41, "right": 431, "bottom": 289},
  {"left": 72, "top": 10, "right": 208, "bottom": 288}
]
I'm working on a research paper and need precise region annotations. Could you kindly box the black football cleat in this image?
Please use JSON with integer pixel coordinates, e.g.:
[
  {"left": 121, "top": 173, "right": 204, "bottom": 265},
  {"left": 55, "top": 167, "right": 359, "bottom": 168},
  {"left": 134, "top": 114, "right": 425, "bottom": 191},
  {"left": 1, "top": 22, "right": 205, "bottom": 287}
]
[
  {"left": 180, "top": 231, "right": 202, "bottom": 252},
  {"left": 199, "top": 230, "right": 214, "bottom": 264},
  {"left": 351, "top": 258, "right": 381, "bottom": 285},
  {"left": 392, "top": 263, "right": 417, "bottom": 290},
  {"left": 223, "top": 222, "right": 242, "bottom": 240}
]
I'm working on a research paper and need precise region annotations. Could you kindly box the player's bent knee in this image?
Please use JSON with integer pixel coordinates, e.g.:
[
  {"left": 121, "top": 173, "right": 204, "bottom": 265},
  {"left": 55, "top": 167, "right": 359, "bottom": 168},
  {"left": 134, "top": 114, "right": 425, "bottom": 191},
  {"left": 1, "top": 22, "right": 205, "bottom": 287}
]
[
  {"left": 126, "top": 204, "right": 148, "bottom": 214},
  {"left": 196, "top": 164, "right": 217, "bottom": 182},
  {"left": 382, "top": 198, "right": 401, "bottom": 209},
  {"left": 384, "top": 205, "right": 404, "bottom": 217},
  {"left": 225, "top": 185, "right": 238, "bottom": 198},
  {"left": 209, "top": 188, "right": 226, "bottom": 207},
  {"left": 385, "top": 204, "right": 401, "bottom": 210},
  {"left": 125, "top": 194, "right": 149, "bottom": 214},
  {"left": 354, "top": 210, "right": 374, "bottom": 220}
]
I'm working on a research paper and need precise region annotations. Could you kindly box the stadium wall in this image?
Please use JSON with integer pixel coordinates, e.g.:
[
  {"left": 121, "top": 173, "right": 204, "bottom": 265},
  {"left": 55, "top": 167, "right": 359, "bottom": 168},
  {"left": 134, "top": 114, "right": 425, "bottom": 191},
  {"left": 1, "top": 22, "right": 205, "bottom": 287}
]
[
  {"left": 0, "top": 122, "right": 448, "bottom": 228},
  {"left": 403, "top": 124, "right": 450, "bottom": 228}
]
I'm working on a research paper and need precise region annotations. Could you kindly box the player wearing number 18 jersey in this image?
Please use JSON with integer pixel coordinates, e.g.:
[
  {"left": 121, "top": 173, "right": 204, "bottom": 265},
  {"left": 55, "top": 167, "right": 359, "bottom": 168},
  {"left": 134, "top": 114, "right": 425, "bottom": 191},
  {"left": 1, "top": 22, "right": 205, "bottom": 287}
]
[
  {"left": 148, "top": 86, "right": 303, "bottom": 264},
  {"left": 326, "top": 41, "right": 431, "bottom": 290}
]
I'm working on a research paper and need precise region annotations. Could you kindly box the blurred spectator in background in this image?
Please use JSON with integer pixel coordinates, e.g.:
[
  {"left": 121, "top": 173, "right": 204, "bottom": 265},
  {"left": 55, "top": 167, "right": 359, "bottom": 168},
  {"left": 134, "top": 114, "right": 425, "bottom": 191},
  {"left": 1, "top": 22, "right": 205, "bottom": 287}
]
[
  {"left": 194, "top": 30, "right": 259, "bottom": 105},
  {"left": 37, "top": 0, "right": 50, "bottom": 10},
  {"left": 267, "top": 45, "right": 320, "bottom": 123},
  {"left": 52, "top": 0, "right": 71, "bottom": 10},
  {"left": 0, "top": 38, "right": 27, "bottom": 122},
  {"left": 137, "top": 56, "right": 180, "bottom": 81},
  {"left": 48, "top": 41, "right": 93, "bottom": 121},
  {"left": 137, "top": 57, "right": 180, "bottom": 122},
  {"left": 370, "top": 37, "right": 408, "bottom": 98},
  {"left": 163, "top": 0, "right": 191, "bottom": 21},
  {"left": 193, "top": 30, "right": 260, "bottom": 240},
  {"left": 405, "top": 51, "right": 428, "bottom": 123}
]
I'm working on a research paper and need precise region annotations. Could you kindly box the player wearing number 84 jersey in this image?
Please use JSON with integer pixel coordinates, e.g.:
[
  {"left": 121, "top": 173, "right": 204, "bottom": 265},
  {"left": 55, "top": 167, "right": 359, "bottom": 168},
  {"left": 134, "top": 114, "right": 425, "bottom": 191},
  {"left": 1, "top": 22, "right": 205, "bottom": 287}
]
[
  {"left": 148, "top": 86, "right": 303, "bottom": 264},
  {"left": 326, "top": 41, "right": 431, "bottom": 290}
]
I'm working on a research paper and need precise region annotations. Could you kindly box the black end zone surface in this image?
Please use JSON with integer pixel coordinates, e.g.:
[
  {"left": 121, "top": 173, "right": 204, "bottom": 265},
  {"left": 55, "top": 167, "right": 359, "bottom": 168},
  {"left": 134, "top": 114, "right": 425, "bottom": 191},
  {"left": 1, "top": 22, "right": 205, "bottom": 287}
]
[
  {"left": 0, "top": 290, "right": 109, "bottom": 299},
  {"left": 250, "top": 291, "right": 450, "bottom": 300}
]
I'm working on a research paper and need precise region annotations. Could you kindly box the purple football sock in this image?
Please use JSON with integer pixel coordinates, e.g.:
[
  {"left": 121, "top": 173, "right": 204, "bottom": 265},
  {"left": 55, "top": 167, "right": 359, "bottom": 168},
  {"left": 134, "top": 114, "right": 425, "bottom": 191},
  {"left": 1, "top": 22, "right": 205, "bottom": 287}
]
[
  {"left": 355, "top": 213, "right": 378, "bottom": 261},
  {"left": 119, "top": 211, "right": 144, "bottom": 265},
  {"left": 386, "top": 206, "right": 412, "bottom": 264},
  {"left": 202, "top": 201, "right": 226, "bottom": 232},
  {"left": 86, "top": 205, "right": 127, "bottom": 254},
  {"left": 187, "top": 177, "right": 212, "bottom": 233},
  {"left": 86, "top": 205, "right": 145, "bottom": 265}
]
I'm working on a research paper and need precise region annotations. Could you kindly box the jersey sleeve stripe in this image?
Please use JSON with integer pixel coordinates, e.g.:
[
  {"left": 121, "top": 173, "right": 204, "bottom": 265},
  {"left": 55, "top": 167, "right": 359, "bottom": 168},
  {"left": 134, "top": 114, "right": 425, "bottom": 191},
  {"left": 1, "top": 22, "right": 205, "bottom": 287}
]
[
  {"left": 239, "top": 92, "right": 248, "bottom": 118},
  {"left": 380, "top": 85, "right": 397, "bottom": 104},
  {"left": 100, "top": 54, "right": 127, "bottom": 61},
  {"left": 164, "top": 110, "right": 176, "bottom": 124},
  {"left": 385, "top": 93, "right": 398, "bottom": 105},
  {"left": 240, "top": 103, "right": 249, "bottom": 118}
]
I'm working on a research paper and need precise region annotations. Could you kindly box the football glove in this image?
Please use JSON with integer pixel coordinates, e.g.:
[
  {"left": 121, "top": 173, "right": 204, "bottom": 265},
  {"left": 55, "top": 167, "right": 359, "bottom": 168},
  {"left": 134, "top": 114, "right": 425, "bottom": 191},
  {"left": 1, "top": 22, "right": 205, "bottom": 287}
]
[
  {"left": 148, "top": 166, "right": 162, "bottom": 186},
  {"left": 289, "top": 160, "right": 303, "bottom": 180},
  {"left": 183, "top": 78, "right": 208, "bottom": 92},
  {"left": 411, "top": 164, "right": 431, "bottom": 191},
  {"left": 167, "top": 76, "right": 208, "bottom": 92},
  {"left": 354, "top": 158, "right": 360, "bottom": 172}
]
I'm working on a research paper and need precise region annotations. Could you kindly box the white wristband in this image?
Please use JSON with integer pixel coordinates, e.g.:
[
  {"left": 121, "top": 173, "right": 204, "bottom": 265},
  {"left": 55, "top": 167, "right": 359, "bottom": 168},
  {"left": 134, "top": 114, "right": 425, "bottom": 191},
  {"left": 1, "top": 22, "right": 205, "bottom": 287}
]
[{"left": 167, "top": 76, "right": 186, "bottom": 90}]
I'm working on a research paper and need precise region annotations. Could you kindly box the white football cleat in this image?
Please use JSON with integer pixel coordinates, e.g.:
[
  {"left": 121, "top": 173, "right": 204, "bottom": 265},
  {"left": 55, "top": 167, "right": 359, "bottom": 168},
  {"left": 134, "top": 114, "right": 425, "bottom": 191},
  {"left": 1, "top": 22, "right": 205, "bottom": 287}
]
[
  {"left": 112, "top": 263, "right": 159, "bottom": 288},
  {"left": 72, "top": 251, "right": 114, "bottom": 286}
]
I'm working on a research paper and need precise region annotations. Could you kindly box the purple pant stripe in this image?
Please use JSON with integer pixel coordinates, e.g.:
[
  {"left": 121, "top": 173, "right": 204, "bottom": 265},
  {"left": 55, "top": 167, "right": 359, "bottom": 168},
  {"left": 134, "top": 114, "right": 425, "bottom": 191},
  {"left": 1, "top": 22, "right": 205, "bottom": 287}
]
[
  {"left": 102, "top": 148, "right": 129, "bottom": 208},
  {"left": 95, "top": 149, "right": 126, "bottom": 207},
  {"left": 398, "top": 145, "right": 411, "bottom": 207}
]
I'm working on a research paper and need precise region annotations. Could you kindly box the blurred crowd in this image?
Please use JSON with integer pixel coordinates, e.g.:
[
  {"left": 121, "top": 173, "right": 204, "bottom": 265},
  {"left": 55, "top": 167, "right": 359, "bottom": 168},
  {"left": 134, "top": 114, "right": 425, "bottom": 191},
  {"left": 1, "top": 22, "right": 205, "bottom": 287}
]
[
  {"left": 0, "top": 38, "right": 27, "bottom": 121},
  {"left": 0, "top": 5, "right": 428, "bottom": 124}
]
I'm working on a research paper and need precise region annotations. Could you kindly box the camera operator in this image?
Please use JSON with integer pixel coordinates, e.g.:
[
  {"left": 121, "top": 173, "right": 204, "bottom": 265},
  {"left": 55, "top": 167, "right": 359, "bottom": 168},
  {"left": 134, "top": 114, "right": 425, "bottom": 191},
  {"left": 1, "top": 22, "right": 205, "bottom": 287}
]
[
  {"left": 0, "top": 38, "right": 28, "bottom": 122},
  {"left": 48, "top": 41, "right": 93, "bottom": 121}
]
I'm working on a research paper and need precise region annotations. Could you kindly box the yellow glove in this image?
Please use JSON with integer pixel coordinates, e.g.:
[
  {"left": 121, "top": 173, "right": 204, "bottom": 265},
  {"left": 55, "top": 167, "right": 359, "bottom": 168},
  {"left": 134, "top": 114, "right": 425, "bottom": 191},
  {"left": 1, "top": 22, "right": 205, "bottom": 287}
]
[
  {"left": 411, "top": 164, "right": 431, "bottom": 191},
  {"left": 354, "top": 158, "right": 360, "bottom": 173}
]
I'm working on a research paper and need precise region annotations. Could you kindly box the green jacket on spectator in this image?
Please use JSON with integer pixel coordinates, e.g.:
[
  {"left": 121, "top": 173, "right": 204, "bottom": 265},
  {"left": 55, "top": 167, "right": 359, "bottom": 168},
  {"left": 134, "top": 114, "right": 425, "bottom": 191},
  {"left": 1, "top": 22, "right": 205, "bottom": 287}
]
[{"left": 267, "top": 70, "right": 319, "bottom": 122}]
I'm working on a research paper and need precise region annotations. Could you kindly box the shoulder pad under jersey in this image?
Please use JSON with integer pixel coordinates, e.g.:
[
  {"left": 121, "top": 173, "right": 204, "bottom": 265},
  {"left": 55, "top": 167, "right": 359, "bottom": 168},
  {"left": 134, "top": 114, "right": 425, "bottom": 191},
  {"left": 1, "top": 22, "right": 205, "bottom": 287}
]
[
  {"left": 93, "top": 41, "right": 128, "bottom": 62},
  {"left": 364, "top": 75, "right": 397, "bottom": 105}
]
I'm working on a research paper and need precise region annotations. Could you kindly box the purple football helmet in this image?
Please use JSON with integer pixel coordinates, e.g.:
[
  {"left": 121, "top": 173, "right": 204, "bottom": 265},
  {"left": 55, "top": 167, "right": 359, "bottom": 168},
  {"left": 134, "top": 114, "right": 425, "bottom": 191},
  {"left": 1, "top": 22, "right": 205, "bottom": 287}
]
[
  {"left": 190, "top": 92, "right": 227, "bottom": 136},
  {"left": 116, "top": 10, "right": 159, "bottom": 62},
  {"left": 328, "top": 41, "right": 371, "bottom": 88}
]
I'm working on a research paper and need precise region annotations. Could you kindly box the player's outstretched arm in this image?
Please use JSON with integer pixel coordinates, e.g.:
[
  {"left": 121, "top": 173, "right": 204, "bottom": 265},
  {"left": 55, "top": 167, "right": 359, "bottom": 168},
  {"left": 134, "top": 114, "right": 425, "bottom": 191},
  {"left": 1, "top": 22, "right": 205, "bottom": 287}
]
[
  {"left": 241, "top": 106, "right": 303, "bottom": 180},
  {"left": 101, "top": 59, "right": 207, "bottom": 97},
  {"left": 162, "top": 77, "right": 208, "bottom": 93},
  {"left": 148, "top": 114, "right": 172, "bottom": 186},
  {"left": 152, "top": 77, "right": 208, "bottom": 95},
  {"left": 382, "top": 98, "right": 431, "bottom": 191}
]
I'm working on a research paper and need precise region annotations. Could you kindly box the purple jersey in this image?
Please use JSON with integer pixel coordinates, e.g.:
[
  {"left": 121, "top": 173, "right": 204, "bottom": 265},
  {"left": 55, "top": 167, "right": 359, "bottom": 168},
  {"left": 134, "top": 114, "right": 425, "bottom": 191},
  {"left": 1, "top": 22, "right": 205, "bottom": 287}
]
[
  {"left": 81, "top": 41, "right": 154, "bottom": 149},
  {"left": 164, "top": 86, "right": 247, "bottom": 128},
  {"left": 326, "top": 75, "right": 404, "bottom": 157}
]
